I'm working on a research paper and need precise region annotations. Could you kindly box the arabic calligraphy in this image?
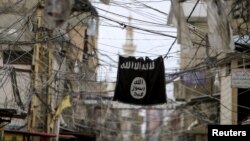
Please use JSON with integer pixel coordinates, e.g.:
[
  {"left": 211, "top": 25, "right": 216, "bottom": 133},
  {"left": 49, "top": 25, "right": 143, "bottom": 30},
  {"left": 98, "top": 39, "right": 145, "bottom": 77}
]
[
  {"left": 120, "top": 61, "right": 155, "bottom": 70},
  {"left": 130, "top": 77, "right": 146, "bottom": 99}
]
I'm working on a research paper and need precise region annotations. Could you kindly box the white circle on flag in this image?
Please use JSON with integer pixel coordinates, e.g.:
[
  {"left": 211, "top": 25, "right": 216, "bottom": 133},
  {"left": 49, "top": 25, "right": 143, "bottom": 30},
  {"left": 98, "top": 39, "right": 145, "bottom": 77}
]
[{"left": 130, "top": 77, "right": 146, "bottom": 99}]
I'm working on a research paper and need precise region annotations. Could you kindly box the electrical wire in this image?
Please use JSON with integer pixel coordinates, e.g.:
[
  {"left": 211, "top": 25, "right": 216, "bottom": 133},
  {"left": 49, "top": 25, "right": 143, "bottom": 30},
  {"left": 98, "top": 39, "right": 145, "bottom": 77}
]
[{"left": 1, "top": 0, "right": 250, "bottom": 139}]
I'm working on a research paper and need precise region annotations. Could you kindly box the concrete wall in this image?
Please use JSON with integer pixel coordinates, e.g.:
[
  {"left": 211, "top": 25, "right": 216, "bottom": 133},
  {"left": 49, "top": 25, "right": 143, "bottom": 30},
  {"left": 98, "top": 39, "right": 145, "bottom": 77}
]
[{"left": 220, "top": 62, "right": 238, "bottom": 124}]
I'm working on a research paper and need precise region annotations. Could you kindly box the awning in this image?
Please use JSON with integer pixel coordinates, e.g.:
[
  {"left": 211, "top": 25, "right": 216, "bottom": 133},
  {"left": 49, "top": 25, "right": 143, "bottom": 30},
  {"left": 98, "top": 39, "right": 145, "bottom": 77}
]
[
  {"left": 4, "top": 130, "right": 56, "bottom": 137},
  {"left": 59, "top": 134, "right": 76, "bottom": 139},
  {"left": 5, "top": 130, "right": 77, "bottom": 140}
]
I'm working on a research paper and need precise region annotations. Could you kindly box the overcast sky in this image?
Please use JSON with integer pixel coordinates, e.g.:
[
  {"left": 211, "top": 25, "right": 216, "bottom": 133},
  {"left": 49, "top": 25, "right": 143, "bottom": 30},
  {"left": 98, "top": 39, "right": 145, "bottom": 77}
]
[{"left": 94, "top": 0, "right": 179, "bottom": 99}]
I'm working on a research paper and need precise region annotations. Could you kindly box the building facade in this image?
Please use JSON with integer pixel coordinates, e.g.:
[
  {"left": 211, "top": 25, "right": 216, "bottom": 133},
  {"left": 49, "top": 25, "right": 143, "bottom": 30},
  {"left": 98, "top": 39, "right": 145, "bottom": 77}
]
[{"left": 0, "top": 0, "right": 110, "bottom": 140}]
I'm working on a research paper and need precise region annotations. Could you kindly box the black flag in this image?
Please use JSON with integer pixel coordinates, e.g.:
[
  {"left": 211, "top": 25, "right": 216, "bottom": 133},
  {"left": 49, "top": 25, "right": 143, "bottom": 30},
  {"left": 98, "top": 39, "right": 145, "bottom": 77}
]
[{"left": 113, "top": 56, "right": 167, "bottom": 105}]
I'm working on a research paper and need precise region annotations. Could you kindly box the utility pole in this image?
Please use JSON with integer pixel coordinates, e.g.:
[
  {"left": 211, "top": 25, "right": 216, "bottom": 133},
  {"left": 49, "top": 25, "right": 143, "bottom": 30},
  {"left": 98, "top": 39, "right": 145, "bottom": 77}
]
[{"left": 28, "top": 0, "right": 54, "bottom": 138}]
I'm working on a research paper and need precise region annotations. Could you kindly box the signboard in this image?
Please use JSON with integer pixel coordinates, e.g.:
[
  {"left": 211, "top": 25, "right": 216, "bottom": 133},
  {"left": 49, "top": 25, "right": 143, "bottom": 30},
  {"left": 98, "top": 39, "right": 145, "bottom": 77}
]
[
  {"left": 182, "top": 70, "right": 206, "bottom": 85},
  {"left": 231, "top": 69, "right": 250, "bottom": 88}
]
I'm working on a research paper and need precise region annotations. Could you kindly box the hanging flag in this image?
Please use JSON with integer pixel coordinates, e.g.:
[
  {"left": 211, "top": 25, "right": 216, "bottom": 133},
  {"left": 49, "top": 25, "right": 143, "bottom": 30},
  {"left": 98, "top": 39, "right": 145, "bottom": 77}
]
[
  {"left": 49, "top": 95, "right": 71, "bottom": 128},
  {"left": 55, "top": 95, "right": 72, "bottom": 118},
  {"left": 113, "top": 56, "right": 167, "bottom": 105},
  {"left": 171, "top": 0, "right": 193, "bottom": 50},
  {"left": 205, "top": 0, "right": 234, "bottom": 53}
]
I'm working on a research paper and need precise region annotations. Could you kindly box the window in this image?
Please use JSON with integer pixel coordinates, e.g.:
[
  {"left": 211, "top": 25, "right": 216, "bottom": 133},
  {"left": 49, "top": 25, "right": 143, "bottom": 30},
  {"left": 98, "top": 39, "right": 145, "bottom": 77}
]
[{"left": 3, "top": 49, "right": 33, "bottom": 65}]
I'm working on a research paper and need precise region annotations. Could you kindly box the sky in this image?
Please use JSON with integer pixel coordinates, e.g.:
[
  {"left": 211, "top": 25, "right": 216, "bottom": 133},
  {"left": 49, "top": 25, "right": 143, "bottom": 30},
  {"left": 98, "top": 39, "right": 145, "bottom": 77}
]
[{"left": 93, "top": 0, "right": 179, "bottom": 99}]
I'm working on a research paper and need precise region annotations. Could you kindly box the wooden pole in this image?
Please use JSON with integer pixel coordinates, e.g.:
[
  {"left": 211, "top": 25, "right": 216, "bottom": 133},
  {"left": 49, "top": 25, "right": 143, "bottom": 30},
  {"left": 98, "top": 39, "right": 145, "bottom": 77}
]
[
  {"left": 29, "top": 1, "right": 54, "bottom": 140},
  {"left": 28, "top": 3, "right": 42, "bottom": 131}
]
